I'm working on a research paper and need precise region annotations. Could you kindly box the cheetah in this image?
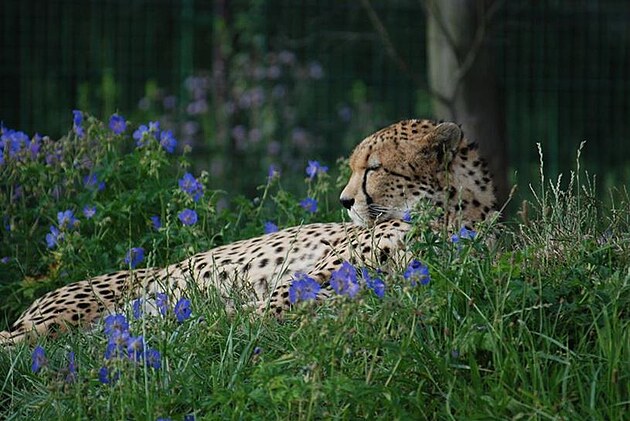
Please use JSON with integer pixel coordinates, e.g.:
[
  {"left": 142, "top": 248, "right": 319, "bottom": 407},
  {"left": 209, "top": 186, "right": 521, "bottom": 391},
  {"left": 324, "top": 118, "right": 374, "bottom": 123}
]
[{"left": 0, "top": 119, "right": 496, "bottom": 345}]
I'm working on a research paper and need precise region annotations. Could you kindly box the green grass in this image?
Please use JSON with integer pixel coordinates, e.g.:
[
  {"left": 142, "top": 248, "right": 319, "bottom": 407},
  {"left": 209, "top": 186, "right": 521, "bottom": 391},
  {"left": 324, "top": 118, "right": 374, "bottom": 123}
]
[{"left": 1, "top": 117, "right": 628, "bottom": 420}]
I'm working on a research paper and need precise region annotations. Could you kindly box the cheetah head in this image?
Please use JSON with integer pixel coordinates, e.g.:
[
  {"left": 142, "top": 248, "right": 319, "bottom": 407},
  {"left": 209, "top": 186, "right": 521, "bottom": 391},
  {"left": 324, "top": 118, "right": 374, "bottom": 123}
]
[{"left": 339, "top": 119, "right": 496, "bottom": 227}]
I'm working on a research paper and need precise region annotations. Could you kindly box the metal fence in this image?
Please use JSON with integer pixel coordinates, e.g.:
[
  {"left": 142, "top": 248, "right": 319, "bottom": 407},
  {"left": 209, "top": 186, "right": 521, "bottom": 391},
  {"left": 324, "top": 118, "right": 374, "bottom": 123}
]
[{"left": 2, "top": 0, "right": 629, "bottom": 197}]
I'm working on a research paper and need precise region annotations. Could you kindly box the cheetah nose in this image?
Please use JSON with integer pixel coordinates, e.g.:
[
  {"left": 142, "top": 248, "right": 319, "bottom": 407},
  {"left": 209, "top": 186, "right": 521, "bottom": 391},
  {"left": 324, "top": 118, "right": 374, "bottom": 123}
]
[{"left": 340, "top": 197, "right": 355, "bottom": 210}]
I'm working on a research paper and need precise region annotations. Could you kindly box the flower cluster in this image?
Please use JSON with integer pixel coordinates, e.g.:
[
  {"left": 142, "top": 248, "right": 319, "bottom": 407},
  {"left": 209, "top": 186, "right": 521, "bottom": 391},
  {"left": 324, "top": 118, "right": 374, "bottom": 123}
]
[
  {"left": 178, "top": 172, "right": 204, "bottom": 202},
  {"left": 72, "top": 110, "right": 85, "bottom": 138},
  {"left": 46, "top": 209, "right": 79, "bottom": 248},
  {"left": 99, "top": 313, "right": 162, "bottom": 384},
  {"left": 305, "top": 160, "right": 328, "bottom": 180},
  {"left": 131, "top": 295, "right": 193, "bottom": 324},
  {"left": 31, "top": 345, "right": 77, "bottom": 383},
  {"left": 451, "top": 226, "right": 477, "bottom": 244},
  {"left": 289, "top": 261, "right": 390, "bottom": 304},
  {"left": 133, "top": 121, "right": 177, "bottom": 153}
]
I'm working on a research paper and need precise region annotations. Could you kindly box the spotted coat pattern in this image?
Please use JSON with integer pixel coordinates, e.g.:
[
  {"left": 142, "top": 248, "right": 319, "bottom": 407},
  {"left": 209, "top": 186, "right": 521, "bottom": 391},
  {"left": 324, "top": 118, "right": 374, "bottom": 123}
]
[{"left": 0, "top": 119, "right": 496, "bottom": 344}]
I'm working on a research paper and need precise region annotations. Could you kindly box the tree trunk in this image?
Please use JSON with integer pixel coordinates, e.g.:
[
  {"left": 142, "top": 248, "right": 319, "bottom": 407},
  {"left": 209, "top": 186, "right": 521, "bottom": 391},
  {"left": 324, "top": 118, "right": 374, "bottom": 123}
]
[{"left": 427, "top": 0, "right": 508, "bottom": 206}]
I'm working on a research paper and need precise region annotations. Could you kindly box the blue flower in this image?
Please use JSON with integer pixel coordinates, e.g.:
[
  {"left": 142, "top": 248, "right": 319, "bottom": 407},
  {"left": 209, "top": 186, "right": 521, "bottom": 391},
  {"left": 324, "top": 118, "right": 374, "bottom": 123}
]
[
  {"left": 66, "top": 351, "right": 77, "bottom": 383},
  {"left": 83, "top": 205, "right": 96, "bottom": 219},
  {"left": 174, "top": 297, "right": 192, "bottom": 323},
  {"left": 105, "top": 330, "right": 130, "bottom": 360},
  {"left": 156, "top": 293, "right": 169, "bottom": 316},
  {"left": 46, "top": 225, "right": 63, "bottom": 248},
  {"left": 133, "top": 124, "right": 149, "bottom": 147},
  {"left": 263, "top": 221, "right": 278, "bottom": 234},
  {"left": 72, "top": 110, "right": 85, "bottom": 139},
  {"left": 178, "top": 173, "right": 204, "bottom": 202},
  {"left": 132, "top": 298, "right": 143, "bottom": 319},
  {"left": 72, "top": 110, "right": 83, "bottom": 126},
  {"left": 268, "top": 164, "right": 280, "bottom": 181},
  {"left": 0, "top": 257, "right": 10, "bottom": 264},
  {"left": 159, "top": 130, "right": 177, "bottom": 153},
  {"left": 288, "top": 273, "right": 321, "bottom": 304},
  {"left": 83, "top": 173, "right": 105, "bottom": 191},
  {"left": 103, "top": 314, "right": 129, "bottom": 337},
  {"left": 451, "top": 227, "right": 477, "bottom": 244},
  {"left": 109, "top": 114, "right": 127, "bottom": 135},
  {"left": 403, "top": 260, "right": 430, "bottom": 286},
  {"left": 361, "top": 268, "right": 385, "bottom": 298},
  {"left": 299, "top": 197, "right": 318, "bottom": 213},
  {"left": 148, "top": 121, "right": 161, "bottom": 133},
  {"left": 57, "top": 209, "right": 78, "bottom": 230},
  {"left": 145, "top": 348, "right": 161, "bottom": 369},
  {"left": 31, "top": 345, "right": 47, "bottom": 373},
  {"left": 98, "top": 366, "right": 120, "bottom": 384},
  {"left": 178, "top": 208, "right": 198, "bottom": 226},
  {"left": 127, "top": 335, "right": 145, "bottom": 361},
  {"left": 124, "top": 247, "right": 145, "bottom": 268},
  {"left": 402, "top": 210, "right": 412, "bottom": 222},
  {"left": 305, "top": 160, "right": 328, "bottom": 179},
  {"left": 150, "top": 216, "right": 162, "bottom": 230},
  {"left": 330, "top": 261, "right": 360, "bottom": 298}
]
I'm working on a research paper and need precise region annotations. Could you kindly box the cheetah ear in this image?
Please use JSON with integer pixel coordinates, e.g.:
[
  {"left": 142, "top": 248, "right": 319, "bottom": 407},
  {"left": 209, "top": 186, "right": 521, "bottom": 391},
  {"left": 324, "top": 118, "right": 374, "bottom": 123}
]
[{"left": 418, "top": 122, "right": 463, "bottom": 164}]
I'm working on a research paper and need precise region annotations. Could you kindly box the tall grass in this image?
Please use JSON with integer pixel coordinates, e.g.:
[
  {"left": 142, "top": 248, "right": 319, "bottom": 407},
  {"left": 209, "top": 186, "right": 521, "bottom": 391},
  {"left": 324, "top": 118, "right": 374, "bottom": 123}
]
[{"left": 1, "top": 115, "right": 628, "bottom": 419}]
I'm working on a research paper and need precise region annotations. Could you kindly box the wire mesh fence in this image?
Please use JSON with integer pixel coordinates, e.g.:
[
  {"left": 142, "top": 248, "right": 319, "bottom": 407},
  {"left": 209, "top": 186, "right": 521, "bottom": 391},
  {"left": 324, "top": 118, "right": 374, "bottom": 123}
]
[{"left": 1, "top": 0, "right": 629, "bottom": 199}]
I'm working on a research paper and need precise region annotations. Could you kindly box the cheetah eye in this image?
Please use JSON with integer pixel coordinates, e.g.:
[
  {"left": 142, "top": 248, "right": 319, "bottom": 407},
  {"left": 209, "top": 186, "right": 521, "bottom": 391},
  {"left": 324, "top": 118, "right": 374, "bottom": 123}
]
[{"left": 367, "top": 164, "right": 381, "bottom": 171}]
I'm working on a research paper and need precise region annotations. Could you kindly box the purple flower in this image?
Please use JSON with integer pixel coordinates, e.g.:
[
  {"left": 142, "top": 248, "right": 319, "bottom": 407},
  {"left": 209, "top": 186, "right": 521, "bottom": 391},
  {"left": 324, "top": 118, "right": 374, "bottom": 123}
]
[
  {"left": 361, "top": 268, "right": 385, "bottom": 298},
  {"left": 178, "top": 173, "right": 204, "bottom": 202},
  {"left": 124, "top": 247, "right": 145, "bottom": 268},
  {"left": 451, "top": 227, "right": 477, "bottom": 244},
  {"left": 132, "top": 298, "right": 143, "bottom": 319},
  {"left": 150, "top": 216, "right": 162, "bottom": 230},
  {"left": 83, "top": 205, "right": 96, "bottom": 219},
  {"left": 66, "top": 351, "right": 77, "bottom": 383},
  {"left": 402, "top": 210, "right": 412, "bottom": 223},
  {"left": 72, "top": 110, "right": 85, "bottom": 138},
  {"left": 159, "top": 130, "right": 177, "bottom": 153},
  {"left": 127, "top": 335, "right": 145, "bottom": 361},
  {"left": 109, "top": 114, "right": 127, "bottom": 135},
  {"left": 72, "top": 110, "right": 83, "bottom": 126},
  {"left": 133, "top": 124, "right": 149, "bottom": 147},
  {"left": 46, "top": 225, "right": 63, "bottom": 248},
  {"left": 178, "top": 208, "right": 198, "bottom": 226},
  {"left": 263, "top": 222, "right": 278, "bottom": 234},
  {"left": 330, "top": 261, "right": 360, "bottom": 298},
  {"left": 267, "top": 164, "right": 280, "bottom": 181},
  {"left": 288, "top": 273, "right": 321, "bottom": 304},
  {"left": 31, "top": 345, "right": 47, "bottom": 373},
  {"left": 145, "top": 348, "right": 161, "bottom": 369},
  {"left": 174, "top": 297, "right": 192, "bottom": 323},
  {"left": 98, "top": 366, "right": 120, "bottom": 384},
  {"left": 105, "top": 330, "right": 130, "bottom": 360},
  {"left": 305, "top": 160, "right": 328, "bottom": 179},
  {"left": 156, "top": 293, "right": 169, "bottom": 316},
  {"left": 299, "top": 198, "right": 318, "bottom": 213},
  {"left": 103, "top": 314, "right": 129, "bottom": 337},
  {"left": 57, "top": 209, "right": 78, "bottom": 230},
  {"left": 0, "top": 257, "right": 10, "bottom": 264},
  {"left": 83, "top": 173, "right": 105, "bottom": 191},
  {"left": 403, "top": 260, "right": 430, "bottom": 286}
]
